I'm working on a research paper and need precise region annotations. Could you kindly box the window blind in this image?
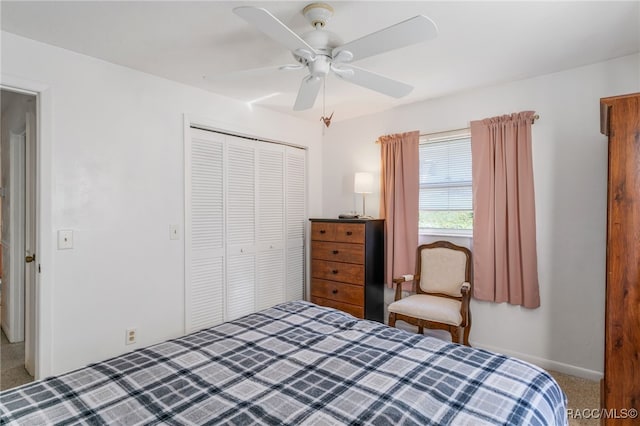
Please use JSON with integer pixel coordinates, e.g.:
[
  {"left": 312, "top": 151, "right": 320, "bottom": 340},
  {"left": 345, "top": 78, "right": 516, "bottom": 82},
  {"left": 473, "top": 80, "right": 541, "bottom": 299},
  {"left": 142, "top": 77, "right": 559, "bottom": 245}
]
[{"left": 419, "top": 136, "right": 472, "bottom": 211}]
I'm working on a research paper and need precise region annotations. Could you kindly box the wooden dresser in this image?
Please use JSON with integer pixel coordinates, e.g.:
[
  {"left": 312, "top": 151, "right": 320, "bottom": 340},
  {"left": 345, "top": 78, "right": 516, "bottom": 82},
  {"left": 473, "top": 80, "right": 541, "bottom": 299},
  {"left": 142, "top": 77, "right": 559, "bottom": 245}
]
[
  {"left": 600, "top": 92, "right": 640, "bottom": 424},
  {"left": 309, "top": 219, "right": 384, "bottom": 322}
]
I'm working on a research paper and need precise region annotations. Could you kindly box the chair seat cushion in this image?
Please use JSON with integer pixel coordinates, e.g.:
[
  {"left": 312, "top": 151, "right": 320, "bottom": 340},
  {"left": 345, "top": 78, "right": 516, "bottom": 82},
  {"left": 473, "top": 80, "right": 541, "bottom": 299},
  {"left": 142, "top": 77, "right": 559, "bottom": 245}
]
[{"left": 388, "top": 294, "right": 462, "bottom": 326}]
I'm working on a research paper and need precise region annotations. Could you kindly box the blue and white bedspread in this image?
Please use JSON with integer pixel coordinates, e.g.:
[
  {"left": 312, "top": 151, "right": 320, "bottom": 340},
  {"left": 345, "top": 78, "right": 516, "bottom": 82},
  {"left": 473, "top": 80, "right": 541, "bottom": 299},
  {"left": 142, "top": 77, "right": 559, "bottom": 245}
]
[{"left": 0, "top": 301, "right": 567, "bottom": 425}]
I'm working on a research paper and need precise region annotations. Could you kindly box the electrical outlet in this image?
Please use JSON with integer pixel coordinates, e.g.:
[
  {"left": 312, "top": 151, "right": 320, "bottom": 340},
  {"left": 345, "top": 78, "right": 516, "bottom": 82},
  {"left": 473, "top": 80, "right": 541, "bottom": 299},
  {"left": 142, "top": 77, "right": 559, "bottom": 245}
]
[{"left": 125, "top": 328, "right": 137, "bottom": 345}]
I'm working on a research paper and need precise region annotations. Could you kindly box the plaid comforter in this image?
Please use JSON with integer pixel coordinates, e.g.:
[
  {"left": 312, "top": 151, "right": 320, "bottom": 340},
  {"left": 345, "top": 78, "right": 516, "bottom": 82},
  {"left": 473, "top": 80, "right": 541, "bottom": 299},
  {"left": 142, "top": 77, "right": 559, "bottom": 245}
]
[{"left": 0, "top": 301, "right": 567, "bottom": 425}]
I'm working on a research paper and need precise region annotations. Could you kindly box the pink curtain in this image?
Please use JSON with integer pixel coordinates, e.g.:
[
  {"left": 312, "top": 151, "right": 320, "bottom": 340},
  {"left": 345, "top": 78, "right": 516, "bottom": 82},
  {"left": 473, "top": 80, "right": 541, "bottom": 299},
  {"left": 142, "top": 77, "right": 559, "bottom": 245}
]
[
  {"left": 470, "top": 111, "right": 540, "bottom": 308},
  {"left": 378, "top": 131, "right": 419, "bottom": 289}
]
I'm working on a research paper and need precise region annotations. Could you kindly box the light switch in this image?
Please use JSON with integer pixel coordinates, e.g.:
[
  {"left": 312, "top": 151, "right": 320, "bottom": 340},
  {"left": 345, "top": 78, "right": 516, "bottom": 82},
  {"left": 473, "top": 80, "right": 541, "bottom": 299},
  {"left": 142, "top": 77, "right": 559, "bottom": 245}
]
[
  {"left": 58, "top": 230, "right": 73, "bottom": 249},
  {"left": 169, "top": 225, "right": 180, "bottom": 240}
]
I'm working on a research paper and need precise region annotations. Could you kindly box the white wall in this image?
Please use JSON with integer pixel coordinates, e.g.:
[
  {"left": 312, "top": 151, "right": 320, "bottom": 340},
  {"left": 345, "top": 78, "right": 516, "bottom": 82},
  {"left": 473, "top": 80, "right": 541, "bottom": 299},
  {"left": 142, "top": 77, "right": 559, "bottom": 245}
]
[
  {"left": 322, "top": 53, "right": 640, "bottom": 379},
  {"left": 1, "top": 31, "right": 323, "bottom": 376}
]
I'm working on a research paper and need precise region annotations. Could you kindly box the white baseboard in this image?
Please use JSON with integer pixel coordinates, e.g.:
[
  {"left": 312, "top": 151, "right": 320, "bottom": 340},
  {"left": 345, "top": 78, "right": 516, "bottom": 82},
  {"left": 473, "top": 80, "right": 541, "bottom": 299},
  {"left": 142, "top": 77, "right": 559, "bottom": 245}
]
[{"left": 471, "top": 341, "right": 603, "bottom": 382}]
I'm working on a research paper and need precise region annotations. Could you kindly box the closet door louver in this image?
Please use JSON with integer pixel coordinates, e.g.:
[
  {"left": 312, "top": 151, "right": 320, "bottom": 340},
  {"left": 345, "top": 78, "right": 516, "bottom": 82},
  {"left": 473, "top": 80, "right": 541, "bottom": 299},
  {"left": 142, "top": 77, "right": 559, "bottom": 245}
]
[
  {"left": 256, "top": 143, "right": 285, "bottom": 310},
  {"left": 186, "top": 129, "right": 225, "bottom": 332},
  {"left": 226, "top": 137, "right": 257, "bottom": 320},
  {"left": 285, "top": 147, "right": 306, "bottom": 301}
]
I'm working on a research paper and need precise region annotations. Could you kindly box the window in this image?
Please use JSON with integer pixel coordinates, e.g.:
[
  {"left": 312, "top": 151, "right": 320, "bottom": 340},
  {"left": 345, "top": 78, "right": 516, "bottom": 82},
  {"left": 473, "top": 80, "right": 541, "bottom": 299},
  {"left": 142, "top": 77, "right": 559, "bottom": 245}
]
[{"left": 419, "top": 130, "right": 472, "bottom": 235}]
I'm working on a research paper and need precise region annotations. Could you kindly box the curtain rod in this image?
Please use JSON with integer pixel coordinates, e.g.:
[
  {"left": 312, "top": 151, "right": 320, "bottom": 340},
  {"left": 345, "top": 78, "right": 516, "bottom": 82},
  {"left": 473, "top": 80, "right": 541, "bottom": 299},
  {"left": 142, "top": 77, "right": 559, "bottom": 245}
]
[
  {"left": 375, "top": 114, "right": 540, "bottom": 143},
  {"left": 421, "top": 114, "right": 540, "bottom": 137}
]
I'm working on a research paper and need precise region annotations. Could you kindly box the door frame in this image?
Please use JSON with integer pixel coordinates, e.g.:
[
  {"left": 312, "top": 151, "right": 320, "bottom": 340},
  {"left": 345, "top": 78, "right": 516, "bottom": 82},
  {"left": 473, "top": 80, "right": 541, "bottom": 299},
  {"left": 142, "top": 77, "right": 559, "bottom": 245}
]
[
  {"left": 1, "top": 75, "right": 54, "bottom": 379},
  {"left": 25, "top": 108, "right": 37, "bottom": 376}
]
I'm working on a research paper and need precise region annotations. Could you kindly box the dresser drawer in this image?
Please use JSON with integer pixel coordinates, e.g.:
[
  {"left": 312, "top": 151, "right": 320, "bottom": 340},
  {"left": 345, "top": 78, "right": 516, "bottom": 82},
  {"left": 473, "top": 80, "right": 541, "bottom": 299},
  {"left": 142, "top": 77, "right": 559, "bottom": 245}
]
[
  {"left": 311, "top": 296, "right": 364, "bottom": 319},
  {"left": 311, "top": 222, "right": 365, "bottom": 244},
  {"left": 334, "top": 223, "right": 365, "bottom": 243},
  {"left": 311, "top": 241, "right": 364, "bottom": 264},
  {"left": 311, "top": 279, "right": 364, "bottom": 306},
  {"left": 311, "top": 222, "right": 336, "bottom": 241},
  {"left": 311, "top": 260, "right": 364, "bottom": 285}
]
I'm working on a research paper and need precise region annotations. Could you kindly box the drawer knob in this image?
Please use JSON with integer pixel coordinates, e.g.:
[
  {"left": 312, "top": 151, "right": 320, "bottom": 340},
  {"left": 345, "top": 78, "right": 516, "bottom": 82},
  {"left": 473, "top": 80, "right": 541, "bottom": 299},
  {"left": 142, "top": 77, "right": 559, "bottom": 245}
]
[
  {"left": 332, "top": 289, "right": 338, "bottom": 294},
  {"left": 320, "top": 230, "right": 326, "bottom": 234},
  {"left": 332, "top": 269, "right": 339, "bottom": 274},
  {"left": 332, "top": 250, "right": 339, "bottom": 255},
  {"left": 346, "top": 231, "right": 353, "bottom": 236}
]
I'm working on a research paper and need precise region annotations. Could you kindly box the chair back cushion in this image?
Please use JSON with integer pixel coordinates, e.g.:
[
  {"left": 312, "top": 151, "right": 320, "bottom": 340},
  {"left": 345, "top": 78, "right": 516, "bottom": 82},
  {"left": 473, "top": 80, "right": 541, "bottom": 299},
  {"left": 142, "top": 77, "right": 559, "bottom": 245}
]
[{"left": 419, "top": 247, "right": 467, "bottom": 297}]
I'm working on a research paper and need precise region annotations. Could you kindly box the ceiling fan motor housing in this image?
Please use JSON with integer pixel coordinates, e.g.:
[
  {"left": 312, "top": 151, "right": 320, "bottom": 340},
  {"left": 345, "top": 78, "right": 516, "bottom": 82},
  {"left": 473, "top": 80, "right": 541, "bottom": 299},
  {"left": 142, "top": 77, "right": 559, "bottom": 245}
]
[{"left": 294, "top": 28, "right": 342, "bottom": 64}]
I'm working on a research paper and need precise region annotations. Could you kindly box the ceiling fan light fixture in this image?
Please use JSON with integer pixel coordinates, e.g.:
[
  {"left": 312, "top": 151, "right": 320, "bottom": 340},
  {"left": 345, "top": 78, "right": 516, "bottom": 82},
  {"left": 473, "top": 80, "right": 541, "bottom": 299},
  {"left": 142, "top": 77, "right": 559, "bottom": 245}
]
[{"left": 309, "top": 56, "right": 331, "bottom": 77}]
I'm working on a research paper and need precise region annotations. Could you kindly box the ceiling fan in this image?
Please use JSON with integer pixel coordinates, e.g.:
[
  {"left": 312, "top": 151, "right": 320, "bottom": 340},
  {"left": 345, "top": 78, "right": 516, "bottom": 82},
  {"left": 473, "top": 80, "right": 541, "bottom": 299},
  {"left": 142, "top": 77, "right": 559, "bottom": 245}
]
[{"left": 233, "top": 3, "right": 438, "bottom": 111}]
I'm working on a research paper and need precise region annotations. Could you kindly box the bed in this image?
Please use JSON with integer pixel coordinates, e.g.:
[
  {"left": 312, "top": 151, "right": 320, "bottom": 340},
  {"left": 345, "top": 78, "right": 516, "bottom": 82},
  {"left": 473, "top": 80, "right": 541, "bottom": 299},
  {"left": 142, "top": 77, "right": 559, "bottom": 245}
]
[{"left": 0, "top": 301, "right": 567, "bottom": 425}]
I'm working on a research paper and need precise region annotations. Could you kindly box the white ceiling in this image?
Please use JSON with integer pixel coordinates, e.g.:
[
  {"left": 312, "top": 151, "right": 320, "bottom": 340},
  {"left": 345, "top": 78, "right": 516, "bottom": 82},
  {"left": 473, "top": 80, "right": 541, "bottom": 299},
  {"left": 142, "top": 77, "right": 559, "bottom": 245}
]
[{"left": 2, "top": 1, "right": 639, "bottom": 123}]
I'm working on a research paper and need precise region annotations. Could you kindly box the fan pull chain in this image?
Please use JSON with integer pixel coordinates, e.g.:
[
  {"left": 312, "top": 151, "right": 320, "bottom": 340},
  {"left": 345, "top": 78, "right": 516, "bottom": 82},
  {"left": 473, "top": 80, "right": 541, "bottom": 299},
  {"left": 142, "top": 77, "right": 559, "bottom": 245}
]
[
  {"left": 320, "top": 76, "right": 333, "bottom": 128},
  {"left": 323, "top": 76, "right": 326, "bottom": 116}
]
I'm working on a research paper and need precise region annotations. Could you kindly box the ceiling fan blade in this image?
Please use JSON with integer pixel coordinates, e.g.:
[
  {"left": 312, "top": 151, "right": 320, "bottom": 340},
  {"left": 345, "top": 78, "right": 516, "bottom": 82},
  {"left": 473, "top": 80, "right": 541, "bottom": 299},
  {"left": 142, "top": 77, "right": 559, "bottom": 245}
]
[
  {"left": 336, "top": 65, "right": 413, "bottom": 98},
  {"left": 234, "top": 7, "right": 316, "bottom": 55},
  {"left": 332, "top": 15, "right": 438, "bottom": 63},
  {"left": 293, "top": 76, "right": 322, "bottom": 111}
]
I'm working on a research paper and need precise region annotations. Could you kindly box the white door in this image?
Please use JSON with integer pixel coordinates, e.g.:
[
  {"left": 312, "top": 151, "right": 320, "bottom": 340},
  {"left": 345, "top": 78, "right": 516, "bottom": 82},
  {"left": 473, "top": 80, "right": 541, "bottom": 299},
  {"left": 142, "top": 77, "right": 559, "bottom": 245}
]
[
  {"left": 24, "top": 110, "right": 37, "bottom": 375},
  {"left": 185, "top": 128, "right": 226, "bottom": 333},
  {"left": 225, "top": 136, "right": 256, "bottom": 320},
  {"left": 256, "top": 143, "right": 285, "bottom": 310},
  {"left": 1, "top": 131, "right": 26, "bottom": 343},
  {"left": 285, "top": 147, "right": 306, "bottom": 301}
]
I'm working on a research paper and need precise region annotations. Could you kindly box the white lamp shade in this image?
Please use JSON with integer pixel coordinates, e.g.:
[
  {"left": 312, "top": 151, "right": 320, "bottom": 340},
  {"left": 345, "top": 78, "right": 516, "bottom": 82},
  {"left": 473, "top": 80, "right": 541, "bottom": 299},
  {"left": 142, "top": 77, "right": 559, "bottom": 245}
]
[{"left": 354, "top": 172, "right": 374, "bottom": 194}]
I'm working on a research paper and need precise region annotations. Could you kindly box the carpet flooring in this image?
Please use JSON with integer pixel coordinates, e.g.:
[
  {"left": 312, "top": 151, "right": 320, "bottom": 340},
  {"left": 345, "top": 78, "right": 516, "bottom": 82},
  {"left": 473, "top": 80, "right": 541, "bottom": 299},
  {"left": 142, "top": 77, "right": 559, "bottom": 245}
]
[
  {"left": 549, "top": 370, "right": 600, "bottom": 426},
  {"left": 0, "top": 329, "right": 34, "bottom": 391}
]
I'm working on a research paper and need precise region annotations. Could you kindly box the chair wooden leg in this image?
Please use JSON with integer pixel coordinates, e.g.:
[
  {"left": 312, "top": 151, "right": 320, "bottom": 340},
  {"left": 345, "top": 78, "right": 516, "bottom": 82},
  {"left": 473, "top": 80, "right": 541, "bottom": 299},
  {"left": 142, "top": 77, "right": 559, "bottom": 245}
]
[
  {"left": 389, "top": 313, "right": 396, "bottom": 328},
  {"left": 463, "top": 326, "right": 471, "bottom": 346},
  {"left": 450, "top": 326, "right": 460, "bottom": 344},
  {"left": 463, "top": 311, "right": 472, "bottom": 346},
  {"left": 418, "top": 325, "right": 424, "bottom": 334}
]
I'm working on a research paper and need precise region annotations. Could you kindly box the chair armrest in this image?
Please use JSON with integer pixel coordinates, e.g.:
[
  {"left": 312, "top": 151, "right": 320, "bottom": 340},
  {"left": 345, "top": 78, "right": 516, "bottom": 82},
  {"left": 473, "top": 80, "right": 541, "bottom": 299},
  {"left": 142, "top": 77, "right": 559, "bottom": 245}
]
[
  {"left": 392, "top": 274, "right": 415, "bottom": 284},
  {"left": 391, "top": 274, "right": 419, "bottom": 301},
  {"left": 461, "top": 282, "right": 471, "bottom": 293}
]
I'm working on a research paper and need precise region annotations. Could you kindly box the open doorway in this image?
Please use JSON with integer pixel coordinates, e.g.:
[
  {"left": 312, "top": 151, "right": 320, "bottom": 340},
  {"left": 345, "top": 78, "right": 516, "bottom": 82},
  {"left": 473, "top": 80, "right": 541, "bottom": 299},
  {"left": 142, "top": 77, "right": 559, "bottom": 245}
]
[{"left": 0, "top": 89, "right": 37, "bottom": 390}]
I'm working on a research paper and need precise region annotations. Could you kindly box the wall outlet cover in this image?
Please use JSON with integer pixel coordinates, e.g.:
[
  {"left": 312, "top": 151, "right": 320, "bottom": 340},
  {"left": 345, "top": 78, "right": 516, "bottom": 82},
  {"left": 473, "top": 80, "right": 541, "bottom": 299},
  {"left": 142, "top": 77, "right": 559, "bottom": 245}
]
[
  {"left": 125, "top": 328, "right": 137, "bottom": 345},
  {"left": 57, "top": 230, "right": 73, "bottom": 249}
]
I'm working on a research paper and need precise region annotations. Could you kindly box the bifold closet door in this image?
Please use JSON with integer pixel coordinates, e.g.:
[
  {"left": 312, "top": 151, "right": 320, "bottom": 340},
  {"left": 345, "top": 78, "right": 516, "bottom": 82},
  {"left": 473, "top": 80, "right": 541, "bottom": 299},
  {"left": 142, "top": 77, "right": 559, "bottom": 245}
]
[
  {"left": 185, "top": 128, "right": 225, "bottom": 332},
  {"left": 226, "top": 136, "right": 257, "bottom": 320},
  {"left": 186, "top": 128, "right": 306, "bottom": 333},
  {"left": 256, "top": 143, "right": 285, "bottom": 310},
  {"left": 285, "top": 147, "right": 306, "bottom": 301}
]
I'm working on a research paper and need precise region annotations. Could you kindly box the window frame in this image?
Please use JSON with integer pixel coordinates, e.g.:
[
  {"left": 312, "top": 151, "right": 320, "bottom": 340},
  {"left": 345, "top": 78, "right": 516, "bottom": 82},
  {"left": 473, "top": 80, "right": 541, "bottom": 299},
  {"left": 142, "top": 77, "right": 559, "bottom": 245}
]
[{"left": 419, "top": 128, "right": 473, "bottom": 237}]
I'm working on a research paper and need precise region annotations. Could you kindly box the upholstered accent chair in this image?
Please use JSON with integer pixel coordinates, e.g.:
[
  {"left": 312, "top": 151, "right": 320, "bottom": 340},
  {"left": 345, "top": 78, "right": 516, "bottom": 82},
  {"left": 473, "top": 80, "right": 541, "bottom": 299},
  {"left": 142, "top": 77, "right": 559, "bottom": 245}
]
[{"left": 388, "top": 241, "right": 472, "bottom": 346}]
